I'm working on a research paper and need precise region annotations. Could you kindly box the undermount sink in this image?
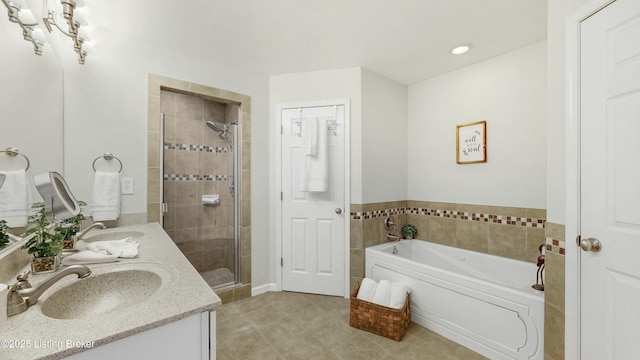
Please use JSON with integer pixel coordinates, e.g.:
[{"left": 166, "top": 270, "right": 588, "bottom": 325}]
[
  {"left": 40, "top": 269, "right": 162, "bottom": 319},
  {"left": 82, "top": 230, "right": 145, "bottom": 242}
]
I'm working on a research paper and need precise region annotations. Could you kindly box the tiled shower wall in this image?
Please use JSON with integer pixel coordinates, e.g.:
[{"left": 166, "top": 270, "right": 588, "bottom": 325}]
[
  {"left": 349, "top": 200, "right": 547, "bottom": 290},
  {"left": 161, "top": 90, "right": 235, "bottom": 274}
]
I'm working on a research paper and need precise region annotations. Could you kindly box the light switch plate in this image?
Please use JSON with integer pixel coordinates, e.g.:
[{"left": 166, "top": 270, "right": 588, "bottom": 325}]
[{"left": 121, "top": 178, "right": 134, "bottom": 195}]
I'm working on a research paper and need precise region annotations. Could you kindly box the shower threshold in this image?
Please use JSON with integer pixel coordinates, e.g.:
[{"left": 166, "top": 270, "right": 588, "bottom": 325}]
[{"left": 201, "top": 268, "right": 235, "bottom": 288}]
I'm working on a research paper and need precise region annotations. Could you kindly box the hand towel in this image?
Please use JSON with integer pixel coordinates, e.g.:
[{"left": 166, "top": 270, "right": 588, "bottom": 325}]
[
  {"left": 90, "top": 170, "right": 121, "bottom": 221},
  {"left": 372, "top": 279, "right": 392, "bottom": 307},
  {"left": 86, "top": 237, "right": 139, "bottom": 258},
  {"left": 60, "top": 250, "right": 120, "bottom": 266},
  {"left": 301, "top": 117, "right": 318, "bottom": 156},
  {"left": 0, "top": 169, "right": 30, "bottom": 227},
  {"left": 356, "top": 277, "right": 378, "bottom": 302},
  {"left": 299, "top": 119, "right": 328, "bottom": 192},
  {"left": 389, "top": 282, "right": 411, "bottom": 309}
]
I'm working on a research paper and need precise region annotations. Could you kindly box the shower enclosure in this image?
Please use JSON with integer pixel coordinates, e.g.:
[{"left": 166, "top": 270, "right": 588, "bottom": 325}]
[{"left": 160, "top": 90, "right": 240, "bottom": 289}]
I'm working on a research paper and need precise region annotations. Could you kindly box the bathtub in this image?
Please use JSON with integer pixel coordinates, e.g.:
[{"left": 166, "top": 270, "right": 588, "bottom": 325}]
[{"left": 366, "top": 240, "right": 544, "bottom": 360}]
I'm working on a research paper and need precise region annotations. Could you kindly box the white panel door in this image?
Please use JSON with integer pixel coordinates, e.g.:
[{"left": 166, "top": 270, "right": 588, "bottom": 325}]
[
  {"left": 580, "top": 0, "right": 640, "bottom": 358},
  {"left": 281, "top": 104, "right": 345, "bottom": 296}
]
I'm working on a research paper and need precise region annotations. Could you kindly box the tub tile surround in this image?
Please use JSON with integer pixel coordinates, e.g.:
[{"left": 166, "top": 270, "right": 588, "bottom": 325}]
[
  {"left": 351, "top": 202, "right": 568, "bottom": 360},
  {"left": 350, "top": 200, "right": 547, "bottom": 290},
  {"left": 544, "top": 222, "right": 565, "bottom": 360},
  {"left": 147, "top": 74, "right": 252, "bottom": 303}
]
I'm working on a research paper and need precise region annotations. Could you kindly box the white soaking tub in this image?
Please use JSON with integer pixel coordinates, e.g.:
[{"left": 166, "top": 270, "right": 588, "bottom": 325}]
[{"left": 366, "top": 240, "right": 544, "bottom": 360}]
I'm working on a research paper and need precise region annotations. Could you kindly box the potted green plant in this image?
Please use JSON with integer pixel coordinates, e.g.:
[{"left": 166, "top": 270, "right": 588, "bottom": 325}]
[
  {"left": 401, "top": 224, "right": 418, "bottom": 239},
  {"left": 22, "top": 203, "right": 64, "bottom": 274},
  {"left": 0, "top": 220, "right": 9, "bottom": 249},
  {"left": 56, "top": 200, "right": 86, "bottom": 249}
]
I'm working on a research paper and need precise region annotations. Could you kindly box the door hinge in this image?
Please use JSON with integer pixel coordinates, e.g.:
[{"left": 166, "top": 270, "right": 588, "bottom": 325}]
[
  {"left": 281, "top": 257, "right": 283, "bottom": 267},
  {"left": 281, "top": 191, "right": 283, "bottom": 201},
  {"left": 281, "top": 125, "right": 283, "bottom": 134},
  {"left": 162, "top": 203, "right": 168, "bottom": 213}
]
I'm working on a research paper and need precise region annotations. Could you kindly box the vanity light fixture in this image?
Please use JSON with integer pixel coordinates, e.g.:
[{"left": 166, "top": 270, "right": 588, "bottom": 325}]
[
  {"left": 1, "top": 0, "right": 45, "bottom": 55},
  {"left": 42, "top": 0, "right": 87, "bottom": 64},
  {"left": 451, "top": 44, "right": 472, "bottom": 55}
]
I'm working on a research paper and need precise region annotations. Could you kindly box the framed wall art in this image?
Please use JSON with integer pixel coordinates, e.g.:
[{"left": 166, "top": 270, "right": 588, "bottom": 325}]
[{"left": 456, "top": 120, "right": 486, "bottom": 164}]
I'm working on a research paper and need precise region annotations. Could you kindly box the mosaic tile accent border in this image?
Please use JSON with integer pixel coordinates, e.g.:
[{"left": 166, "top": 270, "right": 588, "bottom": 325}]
[
  {"left": 351, "top": 207, "right": 546, "bottom": 229},
  {"left": 164, "top": 142, "right": 231, "bottom": 153},
  {"left": 545, "top": 237, "right": 566, "bottom": 255},
  {"left": 164, "top": 174, "right": 233, "bottom": 181},
  {"left": 351, "top": 207, "right": 405, "bottom": 219}
]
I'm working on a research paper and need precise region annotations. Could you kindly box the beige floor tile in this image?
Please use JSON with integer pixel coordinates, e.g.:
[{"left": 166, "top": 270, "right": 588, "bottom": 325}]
[{"left": 216, "top": 291, "right": 487, "bottom": 360}]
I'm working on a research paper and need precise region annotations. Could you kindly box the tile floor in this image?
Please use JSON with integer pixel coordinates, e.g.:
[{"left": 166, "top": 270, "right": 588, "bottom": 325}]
[{"left": 216, "top": 291, "right": 488, "bottom": 360}]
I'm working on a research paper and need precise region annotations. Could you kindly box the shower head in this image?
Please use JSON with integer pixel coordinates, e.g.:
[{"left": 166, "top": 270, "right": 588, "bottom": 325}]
[
  {"left": 206, "top": 120, "right": 235, "bottom": 149},
  {"left": 206, "top": 121, "right": 227, "bottom": 133}
]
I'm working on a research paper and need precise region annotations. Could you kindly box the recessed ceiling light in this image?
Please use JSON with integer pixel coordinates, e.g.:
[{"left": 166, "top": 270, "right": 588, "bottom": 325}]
[{"left": 451, "top": 44, "right": 472, "bottom": 55}]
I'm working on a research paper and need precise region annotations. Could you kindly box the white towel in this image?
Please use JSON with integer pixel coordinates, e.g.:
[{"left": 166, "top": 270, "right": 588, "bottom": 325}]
[
  {"left": 0, "top": 170, "right": 30, "bottom": 227},
  {"left": 372, "top": 279, "right": 392, "bottom": 307},
  {"left": 60, "top": 250, "right": 120, "bottom": 266},
  {"left": 301, "top": 118, "right": 318, "bottom": 156},
  {"left": 299, "top": 119, "right": 328, "bottom": 192},
  {"left": 356, "top": 278, "right": 378, "bottom": 302},
  {"left": 86, "top": 237, "right": 140, "bottom": 258},
  {"left": 90, "top": 170, "right": 121, "bottom": 221},
  {"left": 389, "top": 282, "right": 411, "bottom": 309}
]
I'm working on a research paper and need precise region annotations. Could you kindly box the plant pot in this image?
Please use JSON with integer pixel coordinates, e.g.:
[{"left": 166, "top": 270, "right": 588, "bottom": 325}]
[
  {"left": 31, "top": 255, "right": 59, "bottom": 274},
  {"left": 62, "top": 237, "right": 76, "bottom": 250},
  {"left": 405, "top": 234, "right": 413, "bottom": 240}
]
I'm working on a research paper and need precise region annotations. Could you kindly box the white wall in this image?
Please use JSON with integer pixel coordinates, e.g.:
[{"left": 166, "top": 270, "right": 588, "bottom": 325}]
[
  {"left": 60, "top": 32, "right": 270, "bottom": 286},
  {"left": 407, "top": 41, "right": 547, "bottom": 208},
  {"left": 361, "top": 69, "right": 408, "bottom": 203},
  {"left": 0, "top": 18, "right": 64, "bottom": 181}
]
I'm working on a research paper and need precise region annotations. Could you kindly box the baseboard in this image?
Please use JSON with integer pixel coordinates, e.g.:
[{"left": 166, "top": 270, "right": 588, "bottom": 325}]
[{"left": 251, "top": 283, "right": 278, "bottom": 296}]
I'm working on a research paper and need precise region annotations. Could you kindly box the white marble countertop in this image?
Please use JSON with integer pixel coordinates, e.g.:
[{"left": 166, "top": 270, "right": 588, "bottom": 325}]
[{"left": 0, "top": 223, "right": 221, "bottom": 360}]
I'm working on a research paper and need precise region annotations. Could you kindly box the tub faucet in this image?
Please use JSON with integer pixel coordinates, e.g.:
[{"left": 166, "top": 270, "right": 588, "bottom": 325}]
[
  {"left": 7, "top": 265, "right": 92, "bottom": 316},
  {"left": 386, "top": 233, "right": 400, "bottom": 242},
  {"left": 76, "top": 222, "right": 106, "bottom": 240}
]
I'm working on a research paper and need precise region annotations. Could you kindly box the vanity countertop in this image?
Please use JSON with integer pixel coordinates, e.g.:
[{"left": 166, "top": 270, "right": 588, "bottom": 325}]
[{"left": 0, "top": 223, "right": 221, "bottom": 360}]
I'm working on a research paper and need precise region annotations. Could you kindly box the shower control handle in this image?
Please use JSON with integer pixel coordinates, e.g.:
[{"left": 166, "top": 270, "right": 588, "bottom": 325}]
[
  {"left": 335, "top": 208, "right": 342, "bottom": 214},
  {"left": 580, "top": 237, "right": 602, "bottom": 253}
]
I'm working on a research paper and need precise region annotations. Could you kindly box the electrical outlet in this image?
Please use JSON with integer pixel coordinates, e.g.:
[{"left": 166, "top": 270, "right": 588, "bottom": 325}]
[{"left": 121, "top": 178, "right": 134, "bottom": 195}]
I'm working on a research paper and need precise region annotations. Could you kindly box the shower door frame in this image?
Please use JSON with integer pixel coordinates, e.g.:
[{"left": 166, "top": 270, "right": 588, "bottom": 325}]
[{"left": 148, "top": 74, "right": 251, "bottom": 295}]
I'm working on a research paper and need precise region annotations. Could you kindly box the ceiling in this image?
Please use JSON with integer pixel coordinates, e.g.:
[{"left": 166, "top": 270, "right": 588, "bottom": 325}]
[{"left": 86, "top": 0, "right": 547, "bottom": 85}]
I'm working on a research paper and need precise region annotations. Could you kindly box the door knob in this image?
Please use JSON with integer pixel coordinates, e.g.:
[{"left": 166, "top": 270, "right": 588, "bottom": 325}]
[
  {"left": 580, "top": 237, "right": 602, "bottom": 252},
  {"left": 335, "top": 208, "right": 342, "bottom": 214}
]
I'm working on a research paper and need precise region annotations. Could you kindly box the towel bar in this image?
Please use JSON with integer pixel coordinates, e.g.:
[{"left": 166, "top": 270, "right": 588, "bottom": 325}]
[
  {"left": 0, "top": 147, "right": 30, "bottom": 171},
  {"left": 92, "top": 153, "right": 123, "bottom": 173}
]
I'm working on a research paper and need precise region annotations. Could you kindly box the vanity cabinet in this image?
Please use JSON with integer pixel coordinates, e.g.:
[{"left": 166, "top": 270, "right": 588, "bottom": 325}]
[{"left": 66, "top": 311, "right": 216, "bottom": 360}]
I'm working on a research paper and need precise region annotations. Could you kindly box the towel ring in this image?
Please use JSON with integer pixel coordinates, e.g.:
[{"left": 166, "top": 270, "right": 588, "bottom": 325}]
[
  {"left": 92, "top": 153, "right": 123, "bottom": 173},
  {"left": 1, "top": 147, "right": 30, "bottom": 171}
]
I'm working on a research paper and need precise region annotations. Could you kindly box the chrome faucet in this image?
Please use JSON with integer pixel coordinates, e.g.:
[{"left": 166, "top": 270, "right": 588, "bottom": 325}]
[
  {"left": 386, "top": 233, "right": 400, "bottom": 242},
  {"left": 75, "top": 222, "right": 106, "bottom": 240},
  {"left": 7, "top": 265, "right": 91, "bottom": 316}
]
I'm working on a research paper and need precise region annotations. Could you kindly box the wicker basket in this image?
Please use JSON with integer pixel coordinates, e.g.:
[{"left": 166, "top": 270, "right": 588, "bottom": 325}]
[{"left": 349, "top": 284, "right": 411, "bottom": 341}]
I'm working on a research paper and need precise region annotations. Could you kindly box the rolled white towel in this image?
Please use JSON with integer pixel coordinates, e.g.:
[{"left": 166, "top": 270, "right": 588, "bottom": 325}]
[
  {"left": 372, "top": 279, "right": 392, "bottom": 307},
  {"left": 389, "top": 282, "right": 411, "bottom": 309},
  {"left": 61, "top": 250, "right": 119, "bottom": 266},
  {"left": 356, "top": 278, "right": 377, "bottom": 302}
]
